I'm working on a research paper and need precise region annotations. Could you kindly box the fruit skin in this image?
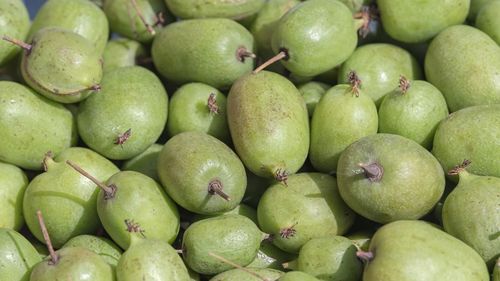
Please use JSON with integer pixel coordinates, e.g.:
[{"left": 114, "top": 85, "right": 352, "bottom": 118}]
[
  {"left": 442, "top": 170, "right": 500, "bottom": 268},
  {"left": 468, "top": 0, "right": 495, "bottom": 21},
  {"left": 0, "top": 81, "right": 77, "bottom": 170},
  {"left": 247, "top": 240, "right": 296, "bottom": 270},
  {"left": 121, "top": 143, "right": 163, "bottom": 182},
  {"left": 77, "top": 66, "right": 168, "bottom": 160},
  {"left": 378, "top": 79, "right": 449, "bottom": 149},
  {"left": 431, "top": 104, "right": 500, "bottom": 181},
  {"left": 102, "top": 38, "right": 148, "bottom": 72},
  {"left": 0, "top": 0, "right": 30, "bottom": 66},
  {"left": 182, "top": 214, "right": 263, "bottom": 275},
  {"left": 152, "top": 18, "right": 255, "bottom": 90},
  {"left": 0, "top": 228, "right": 41, "bottom": 281},
  {"left": 62, "top": 235, "right": 123, "bottom": 268},
  {"left": 362, "top": 220, "right": 489, "bottom": 281},
  {"left": 165, "top": 0, "right": 265, "bottom": 19},
  {"left": 257, "top": 173, "right": 356, "bottom": 253},
  {"left": 337, "top": 133, "right": 445, "bottom": 224},
  {"left": 425, "top": 25, "right": 500, "bottom": 112},
  {"left": 28, "top": 0, "right": 109, "bottom": 54},
  {"left": 494, "top": 258, "right": 500, "bottom": 281},
  {"left": 271, "top": 0, "right": 358, "bottom": 77},
  {"left": 158, "top": 132, "right": 247, "bottom": 215},
  {"left": 227, "top": 71, "right": 309, "bottom": 179},
  {"left": 377, "top": 0, "right": 469, "bottom": 43},
  {"left": 297, "top": 81, "right": 330, "bottom": 117},
  {"left": 0, "top": 161, "right": 28, "bottom": 230},
  {"left": 209, "top": 268, "right": 284, "bottom": 281},
  {"left": 279, "top": 271, "right": 321, "bottom": 281},
  {"left": 475, "top": 0, "right": 500, "bottom": 45}
]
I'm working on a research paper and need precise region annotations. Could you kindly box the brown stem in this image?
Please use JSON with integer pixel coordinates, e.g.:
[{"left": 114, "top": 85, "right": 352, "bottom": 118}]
[
  {"left": 208, "top": 252, "right": 270, "bottom": 281},
  {"left": 253, "top": 50, "right": 288, "bottom": 74},
  {"left": 42, "top": 151, "right": 54, "bottom": 172},
  {"left": 207, "top": 93, "right": 219, "bottom": 114},
  {"left": 356, "top": 250, "right": 374, "bottom": 263},
  {"left": 37, "top": 210, "right": 59, "bottom": 265},
  {"left": 274, "top": 168, "right": 288, "bottom": 186},
  {"left": 358, "top": 162, "right": 384, "bottom": 182},
  {"left": 448, "top": 159, "right": 471, "bottom": 176},
  {"left": 279, "top": 222, "right": 298, "bottom": 239},
  {"left": 124, "top": 219, "right": 146, "bottom": 237},
  {"left": 91, "top": 84, "right": 101, "bottom": 92},
  {"left": 236, "top": 46, "right": 256, "bottom": 63},
  {"left": 399, "top": 75, "right": 411, "bottom": 94},
  {"left": 115, "top": 128, "right": 132, "bottom": 148},
  {"left": 130, "top": 0, "right": 155, "bottom": 35},
  {"left": 65, "top": 160, "right": 116, "bottom": 199},
  {"left": 348, "top": 70, "right": 362, "bottom": 97},
  {"left": 208, "top": 179, "right": 231, "bottom": 201},
  {"left": 2, "top": 36, "right": 32, "bottom": 52}
]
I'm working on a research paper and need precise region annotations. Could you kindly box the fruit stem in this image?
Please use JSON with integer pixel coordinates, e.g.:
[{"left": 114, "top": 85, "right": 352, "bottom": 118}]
[
  {"left": 130, "top": 0, "right": 155, "bottom": 35},
  {"left": 37, "top": 210, "right": 59, "bottom": 265},
  {"left": 65, "top": 160, "right": 117, "bottom": 199},
  {"left": 253, "top": 50, "right": 288, "bottom": 74},
  {"left": 208, "top": 179, "right": 231, "bottom": 201},
  {"left": 208, "top": 252, "right": 271, "bottom": 281},
  {"left": 2, "top": 35, "right": 32, "bottom": 53},
  {"left": 124, "top": 219, "right": 146, "bottom": 237},
  {"left": 358, "top": 162, "right": 384, "bottom": 182},
  {"left": 207, "top": 93, "right": 219, "bottom": 114},
  {"left": 236, "top": 46, "right": 256, "bottom": 63},
  {"left": 399, "top": 75, "right": 411, "bottom": 94},
  {"left": 356, "top": 250, "right": 374, "bottom": 263},
  {"left": 274, "top": 168, "right": 288, "bottom": 186},
  {"left": 447, "top": 159, "right": 471, "bottom": 176},
  {"left": 42, "top": 151, "right": 55, "bottom": 172},
  {"left": 347, "top": 71, "right": 362, "bottom": 97}
]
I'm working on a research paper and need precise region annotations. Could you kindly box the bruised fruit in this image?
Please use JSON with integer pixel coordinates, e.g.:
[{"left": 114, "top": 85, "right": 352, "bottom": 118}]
[
  {"left": 210, "top": 267, "right": 284, "bottom": 281},
  {"left": 0, "top": 0, "right": 29, "bottom": 66},
  {"left": 475, "top": 0, "right": 500, "bottom": 45},
  {"left": 0, "top": 161, "right": 28, "bottom": 230},
  {"left": 122, "top": 143, "right": 163, "bottom": 182},
  {"left": 62, "top": 235, "right": 123, "bottom": 268},
  {"left": 0, "top": 228, "right": 41, "bottom": 281},
  {"left": 165, "top": 0, "right": 265, "bottom": 20}
]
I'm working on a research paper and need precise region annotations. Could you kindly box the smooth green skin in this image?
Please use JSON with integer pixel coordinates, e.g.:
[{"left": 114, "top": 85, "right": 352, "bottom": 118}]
[
  {"left": 494, "top": 259, "right": 500, "bottom": 281},
  {"left": 362, "top": 220, "right": 489, "bottom": 281},
  {"left": 279, "top": 271, "right": 321, "bottom": 281},
  {"left": 192, "top": 204, "right": 258, "bottom": 224},
  {"left": 157, "top": 131, "right": 247, "bottom": 214},
  {"left": 298, "top": 81, "right": 330, "bottom": 117},
  {"left": 310, "top": 84, "right": 378, "bottom": 173},
  {"left": 0, "top": 0, "right": 29, "bottom": 67},
  {"left": 182, "top": 214, "right": 263, "bottom": 275},
  {"left": 165, "top": 0, "right": 265, "bottom": 19},
  {"left": 30, "top": 247, "right": 114, "bottom": 281},
  {"left": 167, "top": 83, "right": 229, "bottom": 143},
  {"left": 257, "top": 173, "right": 356, "bottom": 254},
  {"left": 0, "top": 162, "right": 28, "bottom": 230},
  {"left": 442, "top": 171, "right": 500, "bottom": 268},
  {"left": 23, "top": 147, "right": 120, "bottom": 248},
  {"left": 346, "top": 230, "right": 372, "bottom": 252},
  {"left": 250, "top": 0, "right": 300, "bottom": 55},
  {"left": 0, "top": 228, "right": 41, "bottom": 281},
  {"left": 102, "top": 38, "right": 148, "bottom": 72},
  {"left": 103, "top": 0, "right": 172, "bottom": 43},
  {"left": 338, "top": 43, "right": 423, "bottom": 106},
  {"left": 227, "top": 71, "right": 309, "bottom": 179},
  {"left": 432, "top": 105, "right": 500, "bottom": 182},
  {"left": 476, "top": 0, "right": 500, "bottom": 45},
  {"left": 247, "top": 241, "right": 296, "bottom": 270},
  {"left": 210, "top": 268, "right": 284, "bottom": 281},
  {"left": 338, "top": 0, "right": 370, "bottom": 13},
  {"left": 152, "top": 18, "right": 255, "bottom": 90},
  {"left": 97, "top": 171, "right": 180, "bottom": 249},
  {"left": 121, "top": 143, "right": 163, "bottom": 182},
  {"left": 28, "top": 0, "right": 109, "bottom": 54},
  {"left": 468, "top": 0, "right": 494, "bottom": 21},
  {"left": 378, "top": 0, "right": 469, "bottom": 43},
  {"left": 378, "top": 80, "right": 449, "bottom": 150},
  {"left": 116, "top": 235, "right": 190, "bottom": 281},
  {"left": 425, "top": 25, "right": 500, "bottom": 112},
  {"left": 272, "top": 0, "right": 358, "bottom": 77},
  {"left": 287, "top": 236, "right": 362, "bottom": 281},
  {"left": 0, "top": 81, "right": 77, "bottom": 170},
  {"left": 62, "top": 235, "right": 123, "bottom": 268},
  {"left": 77, "top": 66, "right": 168, "bottom": 160},
  {"left": 337, "top": 133, "right": 445, "bottom": 224},
  {"left": 21, "top": 28, "right": 103, "bottom": 104}
]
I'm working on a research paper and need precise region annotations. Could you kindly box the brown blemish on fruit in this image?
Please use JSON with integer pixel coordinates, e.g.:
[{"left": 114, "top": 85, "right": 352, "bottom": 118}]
[
  {"left": 358, "top": 162, "right": 384, "bottom": 182},
  {"left": 115, "top": 128, "right": 132, "bottom": 148},
  {"left": 448, "top": 159, "right": 471, "bottom": 175},
  {"left": 348, "top": 70, "right": 362, "bottom": 97},
  {"left": 207, "top": 93, "right": 219, "bottom": 114},
  {"left": 279, "top": 222, "right": 298, "bottom": 239}
]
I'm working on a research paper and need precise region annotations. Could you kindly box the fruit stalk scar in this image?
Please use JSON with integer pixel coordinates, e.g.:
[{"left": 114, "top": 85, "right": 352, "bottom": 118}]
[
  {"left": 348, "top": 70, "right": 362, "bottom": 97},
  {"left": 358, "top": 162, "right": 384, "bottom": 182},
  {"left": 354, "top": 5, "right": 378, "bottom": 38},
  {"left": 356, "top": 250, "right": 374, "bottom": 263},
  {"left": 399, "top": 75, "right": 411, "bottom": 94},
  {"left": 124, "top": 219, "right": 146, "bottom": 237},
  {"left": 274, "top": 168, "right": 289, "bottom": 186},
  {"left": 115, "top": 128, "right": 132, "bottom": 148},
  {"left": 447, "top": 159, "right": 471, "bottom": 175},
  {"left": 208, "top": 179, "right": 231, "bottom": 201},
  {"left": 207, "top": 93, "right": 219, "bottom": 114},
  {"left": 37, "top": 210, "right": 59, "bottom": 265},
  {"left": 65, "top": 160, "right": 117, "bottom": 199},
  {"left": 252, "top": 49, "right": 289, "bottom": 74},
  {"left": 279, "top": 222, "right": 298, "bottom": 239}
]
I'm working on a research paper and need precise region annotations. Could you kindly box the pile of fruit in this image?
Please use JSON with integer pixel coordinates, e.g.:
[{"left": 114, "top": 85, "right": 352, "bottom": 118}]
[{"left": 1, "top": 0, "right": 499, "bottom": 280}]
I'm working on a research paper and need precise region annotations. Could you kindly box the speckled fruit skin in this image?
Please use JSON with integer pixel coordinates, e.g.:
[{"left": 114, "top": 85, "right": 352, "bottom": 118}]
[
  {"left": 102, "top": 38, "right": 147, "bottom": 72},
  {"left": 476, "top": 0, "right": 500, "bottom": 45},
  {"left": 0, "top": 162, "right": 28, "bottom": 230},
  {"left": 63, "top": 235, "right": 123, "bottom": 268},
  {"left": 425, "top": 25, "right": 500, "bottom": 112},
  {"left": 377, "top": 0, "right": 469, "bottom": 43},
  {"left": 165, "top": 0, "right": 265, "bottom": 19},
  {"left": 337, "top": 134, "right": 445, "bottom": 224},
  {"left": 227, "top": 71, "right": 309, "bottom": 179},
  {"left": 0, "top": 0, "right": 30, "bottom": 66},
  {"left": 210, "top": 268, "right": 284, "bottom": 281},
  {"left": 362, "top": 220, "right": 489, "bottom": 281},
  {"left": 0, "top": 228, "right": 41, "bottom": 281},
  {"left": 432, "top": 104, "right": 500, "bottom": 182}
]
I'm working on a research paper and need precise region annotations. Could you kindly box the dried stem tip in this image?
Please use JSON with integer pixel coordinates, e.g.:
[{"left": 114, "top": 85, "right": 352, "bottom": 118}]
[
  {"left": 2, "top": 35, "right": 32, "bottom": 51},
  {"left": 274, "top": 168, "right": 288, "bottom": 186},
  {"left": 279, "top": 222, "right": 298, "bottom": 239},
  {"left": 208, "top": 179, "right": 231, "bottom": 201},
  {"left": 253, "top": 49, "right": 288, "bottom": 74},
  {"left": 130, "top": 0, "right": 155, "bottom": 35},
  {"left": 358, "top": 162, "right": 384, "bottom": 182},
  {"left": 65, "top": 160, "right": 117, "bottom": 199},
  {"left": 236, "top": 46, "right": 256, "bottom": 63},
  {"left": 399, "top": 75, "right": 411, "bottom": 94},
  {"left": 356, "top": 250, "right": 374, "bottom": 263},
  {"left": 124, "top": 219, "right": 146, "bottom": 237},
  {"left": 37, "top": 210, "right": 59, "bottom": 265},
  {"left": 348, "top": 71, "right": 362, "bottom": 97},
  {"left": 207, "top": 93, "right": 219, "bottom": 114},
  {"left": 115, "top": 128, "right": 132, "bottom": 148},
  {"left": 448, "top": 159, "right": 471, "bottom": 176}
]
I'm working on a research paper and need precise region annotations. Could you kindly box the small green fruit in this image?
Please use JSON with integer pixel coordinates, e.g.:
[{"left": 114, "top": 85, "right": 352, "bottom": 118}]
[
  {"left": 475, "top": 0, "right": 500, "bottom": 45},
  {"left": 297, "top": 81, "right": 330, "bottom": 117},
  {"left": 165, "top": 0, "right": 265, "bottom": 19},
  {"left": 0, "top": 162, "right": 28, "bottom": 230},
  {"left": 121, "top": 143, "right": 163, "bottom": 182},
  {"left": 62, "top": 235, "right": 123, "bottom": 268},
  {"left": 0, "top": 0, "right": 29, "bottom": 66},
  {"left": 0, "top": 228, "right": 41, "bottom": 281},
  {"left": 210, "top": 268, "right": 284, "bottom": 281},
  {"left": 102, "top": 38, "right": 148, "bottom": 72}
]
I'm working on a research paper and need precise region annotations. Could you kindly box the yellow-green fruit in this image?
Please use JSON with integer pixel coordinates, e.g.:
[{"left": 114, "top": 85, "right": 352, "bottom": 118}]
[
  {"left": 210, "top": 268, "right": 284, "bottom": 281},
  {"left": 0, "top": 228, "right": 41, "bottom": 281},
  {"left": 165, "top": 0, "right": 265, "bottom": 19},
  {"left": 62, "top": 235, "right": 123, "bottom": 268},
  {"left": 0, "top": 0, "right": 29, "bottom": 66},
  {"left": 475, "top": 0, "right": 500, "bottom": 45},
  {"left": 0, "top": 162, "right": 28, "bottom": 230},
  {"left": 102, "top": 38, "right": 148, "bottom": 72}
]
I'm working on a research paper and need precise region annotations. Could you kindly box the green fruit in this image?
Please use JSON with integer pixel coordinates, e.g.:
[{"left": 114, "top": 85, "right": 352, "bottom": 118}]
[
  {"left": 337, "top": 133, "right": 445, "bottom": 223},
  {"left": 0, "top": 228, "right": 41, "bottom": 281},
  {"left": 152, "top": 18, "right": 255, "bottom": 89},
  {"left": 227, "top": 71, "right": 309, "bottom": 181},
  {"left": 257, "top": 173, "right": 356, "bottom": 253},
  {"left": 165, "top": 0, "right": 265, "bottom": 19},
  {"left": 247, "top": 240, "right": 296, "bottom": 270},
  {"left": 271, "top": 0, "right": 359, "bottom": 76},
  {"left": 102, "top": 38, "right": 148, "bottom": 72},
  {"left": 279, "top": 271, "right": 321, "bottom": 281},
  {"left": 297, "top": 81, "right": 330, "bottom": 117},
  {"left": 432, "top": 105, "right": 500, "bottom": 181},
  {"left": 210, "top": 268, "right": 284, "bottom": 281},
  {"left": 167, "top": 83, "right": 229, "bottom": 143},
  {"left": 121, "top": 143, "right": 163, "bottom": 182},
  {"left": 360, "top": 220, "right": 489, "bottom": 281},
  {"left": 158, "top": 131, "right": 247, "bottom": 214},
  {"left": 0, "top": 81, "right": 77, "bottom": 170},
  {"left": 442, "top": 163, "right": 500, "bottom": 267},
  {"left": 28, "top": 0, "right": 109, "bottom": 54},
  {"left": 62, "top": 235, "right": 123, "bottom": 267},
  {"left": 425, "top": 25, "right": 500, "bottom": 112},
  {"left": 346, "top": 230, "right": 372, "bottom": 252},
  {"left": 468, "top": 0, "right": 495, "bottom": 21},
  {"left": 310, "top": 83, "right": 378, "bottom": 173},
  {"left": 182, "top": 214, "right": 264, "bottom": 275},
  {"left": 77, "top": 66, "right": 168, "bottom": 160},
  {"left": 23, "top": 148, "right": 119, "bottom": 248},
  {"left": 377, "top": 0, "right": 469, "bottom": 43},
  {"left": 0, "top": 0, "right": 29, "bottom": 66},
  {"left": 338, "top": 43, "right": 423, "bottom": 106},
  {"left": 378, "top": 77, "right": 449, "bottom": 149},
  {"left": 476, "top": 0, "right": 500, "bottom": 45},
  {"left": 193, "top": 204, "right": 258, "bottom": 224},
  {"left": 494, "top": 258, "right": 500, "bottom": 281},
  {"left": 0, "top": 162, "right": 28, "bottom": 230},
  {"left": 338, "top": 0, "right": 370, "bottom": 13}
]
